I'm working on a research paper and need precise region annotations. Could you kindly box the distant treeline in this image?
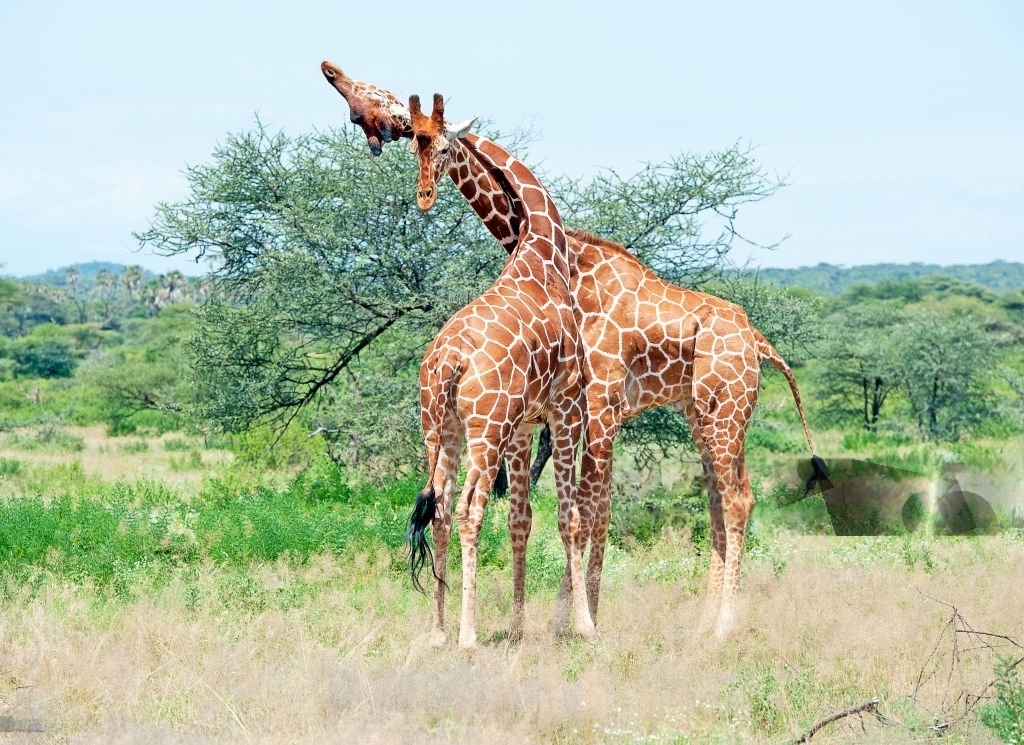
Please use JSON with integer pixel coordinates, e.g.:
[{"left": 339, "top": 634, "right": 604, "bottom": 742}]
[
  {"left": 14, "top": 261, "right": 200, "bottom": 290},
  {"left": 17, "top": 258, "right": 1023, "bottom": 296},
  {"left": 744, "top": 260, "right": 1024, "bottom": 295}
]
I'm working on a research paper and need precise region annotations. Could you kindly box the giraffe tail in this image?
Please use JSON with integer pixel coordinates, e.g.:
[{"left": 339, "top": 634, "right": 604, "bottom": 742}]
[
  {"left": 753, "top": 329, "right": 832, "bottom": 496},
  {"left": 407, "top": 484, "right": 439, "bottom": 594},
  {"left": 406, "top": 353, "right": 459, "bottom": 593}
]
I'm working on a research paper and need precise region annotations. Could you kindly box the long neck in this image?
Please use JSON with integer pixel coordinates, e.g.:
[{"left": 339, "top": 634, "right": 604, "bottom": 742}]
[
  {"left": 458, "top": 134, "right": 569, "bottom": 286},
  {"left": 447, "top": 134, "right": 520, "bottom": 254},
  {"left": 386, "top": 106, "right": 521, "bottom": 254}
]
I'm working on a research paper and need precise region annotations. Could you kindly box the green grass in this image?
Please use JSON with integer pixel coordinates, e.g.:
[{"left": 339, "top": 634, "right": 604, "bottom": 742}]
[
  {"left": 0, "top": 425, "right": 1020, "bottom": 744},
  {"left": 0, "top": 456, "right": 23, "bottom": 478},
  {"left": 0, "top": 457, "right": 520, "bottom": 595}
]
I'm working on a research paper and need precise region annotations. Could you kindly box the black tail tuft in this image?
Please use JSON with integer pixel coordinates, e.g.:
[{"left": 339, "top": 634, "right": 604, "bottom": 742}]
[
  {"left": 407, "top": 486, "right": 439, "bottom": 594},
  {"left": 803, "top": 454, "right": 833, "bottom": 496}
]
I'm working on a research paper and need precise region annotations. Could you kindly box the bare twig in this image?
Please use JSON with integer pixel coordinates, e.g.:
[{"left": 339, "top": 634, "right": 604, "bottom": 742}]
[
  {"left": 793, "top": 593, "right": 1022, "bottom": 743},
  {"left": 793, "top": 698, "right": 881, "bottom": 743}
]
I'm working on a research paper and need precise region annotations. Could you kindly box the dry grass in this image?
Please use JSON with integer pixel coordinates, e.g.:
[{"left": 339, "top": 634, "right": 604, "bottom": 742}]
[
  {"left": 0, "top": 425, "right": 232, "bottom": 491},
  {"left": 1, "top": 427, "right": 1020, "bottom": 742},
  {"left": 2, "top": 533, "right": 1021, "bottom": 744}
]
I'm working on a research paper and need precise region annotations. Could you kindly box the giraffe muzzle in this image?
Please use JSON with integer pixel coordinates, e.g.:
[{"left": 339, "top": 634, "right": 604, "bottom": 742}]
[{"left": 417, "top": 187, "right": 437, "bottom": 210}]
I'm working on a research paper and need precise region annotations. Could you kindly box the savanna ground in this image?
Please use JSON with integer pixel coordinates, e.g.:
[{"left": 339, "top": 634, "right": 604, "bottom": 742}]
[{"left": 1, "top": 424, "right": 1023, "bottom": 744}]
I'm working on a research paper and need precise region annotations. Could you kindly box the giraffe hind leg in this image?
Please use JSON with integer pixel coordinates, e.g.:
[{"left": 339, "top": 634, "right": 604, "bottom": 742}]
[
  {"left": 548, "top": 417, "right": 595, "bottom": 640},
  {"left": 410, "top": 437, "right": 458, "bottom": 647},
  {"left": 455, "top": 441, "right": 506, "bottom": 651}
]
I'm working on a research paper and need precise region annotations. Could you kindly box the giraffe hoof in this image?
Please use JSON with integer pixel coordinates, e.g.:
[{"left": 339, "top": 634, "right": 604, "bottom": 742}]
[
  {"left": 575, "top": 619, "right": 597, "bottom": 640},
  {"left": 713, "top": 616, "right": 735, "bottom": 641},
  {"left": 428, "top": 629, "right": 446, "bottom": 647},
  {"left": 551, "top": 621, "right": 571, "bottom": 640}
]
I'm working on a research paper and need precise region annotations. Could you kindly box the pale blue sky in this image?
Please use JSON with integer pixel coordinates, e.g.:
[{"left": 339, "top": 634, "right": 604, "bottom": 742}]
[{"left": 1, "top": 0, "right": 1021, "bottom": 277}]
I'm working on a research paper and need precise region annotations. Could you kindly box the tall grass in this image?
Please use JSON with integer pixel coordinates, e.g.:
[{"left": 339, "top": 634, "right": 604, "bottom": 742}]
[{"left": 1, "top": 427, "right": 1021, "bottom": 743}]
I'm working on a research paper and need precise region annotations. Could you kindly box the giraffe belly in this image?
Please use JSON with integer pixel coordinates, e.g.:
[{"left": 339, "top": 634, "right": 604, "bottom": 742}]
[{"left": 623, "top": 358, "right": 692, "bottom": 416}]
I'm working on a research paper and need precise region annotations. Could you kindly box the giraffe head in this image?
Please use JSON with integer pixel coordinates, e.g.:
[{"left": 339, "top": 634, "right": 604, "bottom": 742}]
[
  {"left": 321, "top": 60, "right": 411, "bottom": 156},
  {"left": 408, "top": 93, "right": 476, "bottom": 210}
]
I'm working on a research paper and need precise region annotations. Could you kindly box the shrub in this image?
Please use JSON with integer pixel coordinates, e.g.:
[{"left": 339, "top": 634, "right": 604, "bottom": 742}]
[
  {"left": 981, "top": 656, "right": 1024, "bottom": 744},
  {"left": 10, "top": 338, "right": 76, "bottom": 378}
]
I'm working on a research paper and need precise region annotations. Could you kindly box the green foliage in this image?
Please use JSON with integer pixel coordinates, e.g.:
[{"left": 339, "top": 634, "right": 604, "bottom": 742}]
[
  {"left": 756, "top": 481, "right": 833, "bottom": 534},
  {"left": 980, "top": 657, "right": 1024, "bottom": 744},
  {"left": 609, "top": 485, "right": 708, "bottom": 551},
  {"left": 162, "top": 437, "right": 193, "bottom": 452},
  {"left": 80, "top": 305, "right": 198, "bottom": 435},
  {"left": 312, "top": 325, "right": 426, "bottom": 481},
  {"left": 6, "top": 422, "right": 85, "bottom": 452},
  {"left": 744, "top": 423, "right": 805, "bottom": 454},
  {"left": 225, "top": 421, "right": 325, "bottom": 471},
  {"left": 9, "top": 336, "right": 76, "bottom": 378},
  {"left": 0, "top": 455, "right": 516, "bottom": 589},
  {"left": 895, "top": 304, "right": 1001, "bottom": 440},
  {"left": 618, "top": 405, "right": 696, "bottom": 472},
  {"left": 0, "top": 494, "right": 173, "bottom": 588},
  {"left": 137, "top": 120, "right": 505, "bottom": 435},
  {"left": 818, "top": 298, "right": 1018, "bottom": 440},
  {"left": 551, "top": 141, "right": 785, "bottom": 288},
  {"left": 0, "top": 457, "right": 23, "bottom": 478}
]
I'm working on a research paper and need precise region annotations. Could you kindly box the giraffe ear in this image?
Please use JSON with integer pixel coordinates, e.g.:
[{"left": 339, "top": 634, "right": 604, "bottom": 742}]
[{"left": 445, "top": 116, "right": 477, "bottom": 141}]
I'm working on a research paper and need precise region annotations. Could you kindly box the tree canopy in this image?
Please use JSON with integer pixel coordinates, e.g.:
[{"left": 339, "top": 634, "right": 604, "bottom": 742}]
[{"left": 134, "top": 120, "right": 789, "bottom": 473}]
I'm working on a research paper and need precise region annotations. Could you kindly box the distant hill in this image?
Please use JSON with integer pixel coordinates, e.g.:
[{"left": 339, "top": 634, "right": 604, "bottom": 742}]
[
  {"left": 17, "top": 262, "right": 198, "bottom": 288},
  {"left": 24, "top": 261, "right": 134, "bottom": 287},
  {"left": 744, "top": 260, "right": 1024, "bottom": 295}
]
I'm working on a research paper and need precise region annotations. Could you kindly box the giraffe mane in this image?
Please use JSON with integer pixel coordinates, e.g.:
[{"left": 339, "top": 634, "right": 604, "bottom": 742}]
[
  {"left": 566, "top": 228, "right": 619, "bottom": 249},
  {"left": 566, "top": 229, "right": 642, "bottom": 261}
]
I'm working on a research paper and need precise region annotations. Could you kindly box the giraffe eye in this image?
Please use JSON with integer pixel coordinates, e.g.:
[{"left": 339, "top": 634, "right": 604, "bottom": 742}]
[{"left": 439, "top": 146, "right": 450, "bottom": 156}]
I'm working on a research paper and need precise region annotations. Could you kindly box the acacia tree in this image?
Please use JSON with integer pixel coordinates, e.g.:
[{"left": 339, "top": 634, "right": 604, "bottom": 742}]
[
  {"left": 894, "top": 305, "right": 1000, "bottom": 440},
  {"left": 137, "top": 120, "right": 791, "bottom": 474},
  {"left": 551, "top": 141, "right": 785, "bottom": 288},
  {"left": 136, "top": 120, "right": 505, "bottom": 452},
  {"left": 818, "top": 301, "right": 905, "bottom": 432},
  {"left": 820, "top": 298, "right": 1006, "bottom": 440}
]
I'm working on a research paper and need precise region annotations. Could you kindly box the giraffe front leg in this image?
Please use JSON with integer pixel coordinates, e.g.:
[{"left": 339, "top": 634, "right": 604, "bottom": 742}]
[
  {"left": 505, "top": 430, "right": 534, "bottom": 642},
  {"left": 549, "top": 419, "right": 595, "bottom": 641}
]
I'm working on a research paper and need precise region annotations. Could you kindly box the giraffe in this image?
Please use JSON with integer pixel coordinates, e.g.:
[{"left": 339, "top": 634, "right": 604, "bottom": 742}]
[
  {"left": 321, "top": 64, "right": 830, "bottom": 639},
  {"left": 403, "top": 93, "right": 593, "bottom": 650},
  {"left": 321, "top": 60, "right": 410, "bottom": 155}
]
